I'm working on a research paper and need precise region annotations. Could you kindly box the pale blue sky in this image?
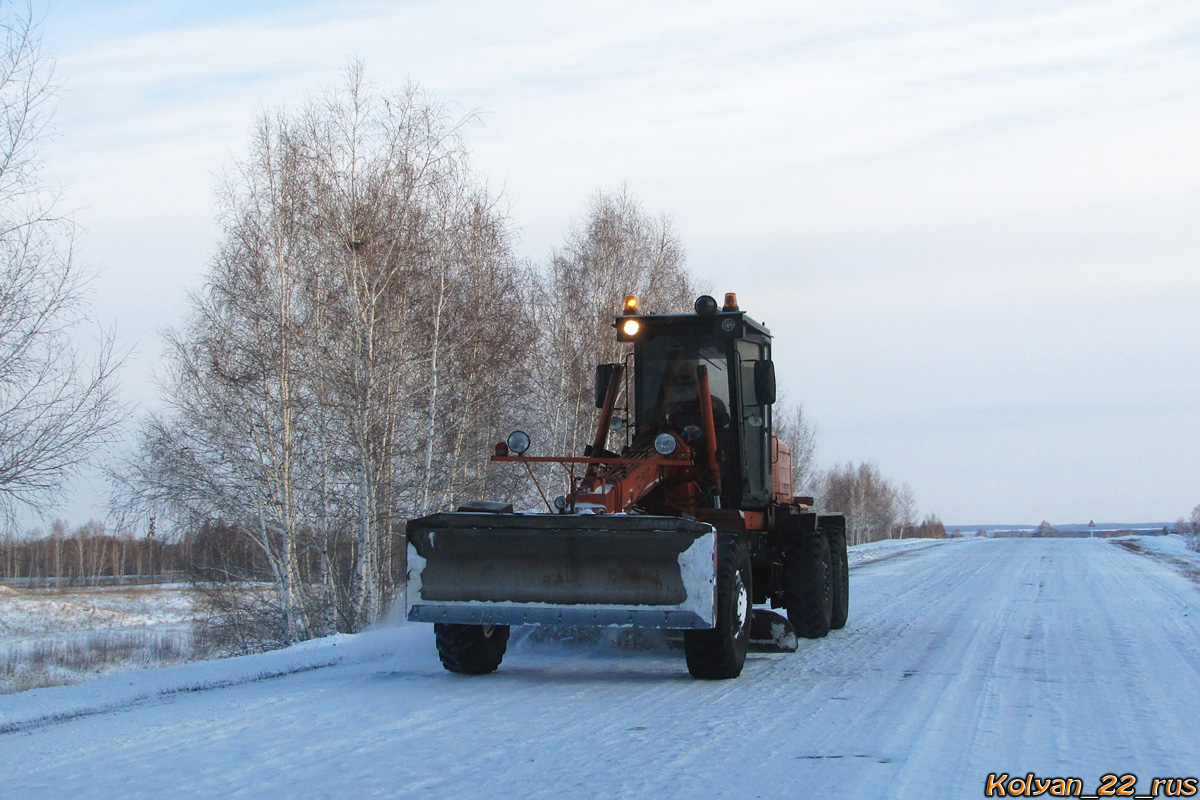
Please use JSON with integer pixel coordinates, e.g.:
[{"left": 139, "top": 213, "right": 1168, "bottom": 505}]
[{"left": 26, "top": 0, "right": 1200, "bottom": 527}]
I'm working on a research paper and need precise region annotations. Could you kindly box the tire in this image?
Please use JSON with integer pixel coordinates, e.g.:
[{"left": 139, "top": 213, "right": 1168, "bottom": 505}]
[
  {"left": 828, "top": 529, "right": 849, "bottom": 630},
  {"left": 785, "top": 529, "right": 832, "bottom": 639},
  {"left": 684, "top": 531, "right": 752, "bottom": 679},
  {"left": 434, "top": 623, "right": 510, "bottom": 675}
]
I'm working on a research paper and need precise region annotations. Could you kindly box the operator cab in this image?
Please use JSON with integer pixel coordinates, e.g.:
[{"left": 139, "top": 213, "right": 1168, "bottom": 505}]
[{"left": 602, "top": 293, "right": 777, "bottom": 509}]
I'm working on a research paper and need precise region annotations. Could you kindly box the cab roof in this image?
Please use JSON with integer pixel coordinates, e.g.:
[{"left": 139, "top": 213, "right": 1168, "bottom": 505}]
[{"left": 613, "top": 309, "right": 772, "bottom": 342}]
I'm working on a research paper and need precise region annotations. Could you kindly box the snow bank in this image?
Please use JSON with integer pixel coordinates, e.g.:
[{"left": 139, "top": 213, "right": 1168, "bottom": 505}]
[
  {"left": 1116, "top": 533, "right": 1200, "bottom": 559},
  {"left": 847, "top": 537, "right": 966, "bottom": 567},
  {"left": 0, "top": 625, "right": 419, "bottom": 733},
  {"left": 0, "top": 585, "right": 201, "bottom": 694}
]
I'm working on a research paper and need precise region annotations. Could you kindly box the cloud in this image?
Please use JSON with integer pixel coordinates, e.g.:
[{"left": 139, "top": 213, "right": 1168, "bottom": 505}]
[{"left": 27, "top": 0, "right": 1200, "bottom": 525}]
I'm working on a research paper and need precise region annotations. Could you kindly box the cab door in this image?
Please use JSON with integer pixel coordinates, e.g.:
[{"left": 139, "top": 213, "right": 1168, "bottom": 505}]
[{"left": 736, "top": 339, "right": 771, "bottom": 506}]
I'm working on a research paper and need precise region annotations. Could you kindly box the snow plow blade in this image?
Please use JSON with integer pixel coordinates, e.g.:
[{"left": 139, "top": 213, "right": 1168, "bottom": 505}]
[{"left": 406, "top": 513, "right": 718, "bottom": 629}]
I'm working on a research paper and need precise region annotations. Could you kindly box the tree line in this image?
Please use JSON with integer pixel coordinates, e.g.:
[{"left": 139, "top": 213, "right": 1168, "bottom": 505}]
[
  {"left": 773, "top": 407, "right": 944, "bottom": 545},
  {"left": 1, "top": 520, "right": 181, "bottom": 586}
]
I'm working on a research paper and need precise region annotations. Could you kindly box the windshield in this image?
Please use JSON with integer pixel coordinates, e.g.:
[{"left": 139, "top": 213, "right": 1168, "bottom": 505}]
[{"left": 636, "top": 335, "right": 731, "bottom": 434}]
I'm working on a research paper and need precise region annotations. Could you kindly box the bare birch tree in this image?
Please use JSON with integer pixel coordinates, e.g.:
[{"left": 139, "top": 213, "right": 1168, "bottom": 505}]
[
  {"left": 297, "top": 67, "right": 528, "bottom": 626},
  {"left": 119, "top": 65, "right": 527, "bottom": 637},
  {"left": 897, "top": 483, "right": 918, "bottom": 537},
  {"left": 1187, "top": 504, "right": 1200, "bottom": 553},
  {"left": 773, "top": 402, "right": 817, "bottom": 492},
  {"left": 816, "top": 461, "right": 903, "bottom": 545},
  {"left": 0, "top": 5, "right": 123, "bottom": 524},
  {"left": 532, "top": 188, "right": 698, "bottom": 478}
]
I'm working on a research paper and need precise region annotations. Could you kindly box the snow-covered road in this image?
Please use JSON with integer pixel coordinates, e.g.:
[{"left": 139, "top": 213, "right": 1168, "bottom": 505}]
[{"left": 4, "top": 537, "right": 1199, "bottom": 799}]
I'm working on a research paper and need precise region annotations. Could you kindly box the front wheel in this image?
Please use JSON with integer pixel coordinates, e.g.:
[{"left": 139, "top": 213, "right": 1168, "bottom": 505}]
[
  {"left": 684, "top": 531, "right": 752, "bottom": 679},
  {"left": 434, "top": 623, "right": 510, "bottom": 674}
]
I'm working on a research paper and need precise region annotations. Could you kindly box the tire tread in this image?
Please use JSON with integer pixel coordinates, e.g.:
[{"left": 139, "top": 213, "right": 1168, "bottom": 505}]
[
  {"left": 785, "top": 527, "right": 833, "bottom": 639},
  {"left": 434, "top": 623, "right": 510, "bottom": 674},
  {"left": 684, "top": 531, "right": 752, "bottom": 679},
  {"left": 829, "top": 530, "right": 849, "bottom": 630}
]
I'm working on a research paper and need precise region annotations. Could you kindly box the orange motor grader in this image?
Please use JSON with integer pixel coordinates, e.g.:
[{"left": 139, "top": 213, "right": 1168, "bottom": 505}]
[{"left": 406, "top": 293, "right": 848, "bottom": 679}]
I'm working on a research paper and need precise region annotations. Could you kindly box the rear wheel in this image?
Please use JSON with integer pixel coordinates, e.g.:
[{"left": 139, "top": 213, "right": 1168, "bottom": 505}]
[
  {"left": 786, "top": 530, "right": 832, "bottom": 639},
  {"left": 685, "top": 531, "right": 752, "bottom": 679},
  {"left": 828, "top": 530, "right": 849, "bottom": 630},
  {"left": 434, "top": 623, "right": 510, "bottom": 674}
]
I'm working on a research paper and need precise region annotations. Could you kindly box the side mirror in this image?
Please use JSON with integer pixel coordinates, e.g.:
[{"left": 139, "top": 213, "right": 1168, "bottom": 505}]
[
  {"left": 753, "top": 360, "right": 777, "bottom": 406},
  {"left": 595, "top": 363, "right": 618, "bottom": 408}
]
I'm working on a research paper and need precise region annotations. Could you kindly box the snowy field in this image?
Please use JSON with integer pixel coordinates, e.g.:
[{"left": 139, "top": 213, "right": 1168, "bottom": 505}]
[
  {"left": 3, "top": 536, "right": 1200, "bottom": 799},
  {"left": 0, "top": 584, "right": 197, "bottom": 694}
]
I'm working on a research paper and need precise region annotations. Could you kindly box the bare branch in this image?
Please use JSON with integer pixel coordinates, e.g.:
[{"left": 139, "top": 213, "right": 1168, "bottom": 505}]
[{"left": 0, "top": 5, "right": 125, "bottom": 526}]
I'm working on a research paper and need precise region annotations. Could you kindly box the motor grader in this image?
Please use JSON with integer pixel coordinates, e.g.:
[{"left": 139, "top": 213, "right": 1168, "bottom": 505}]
[{"left": 406, "top": 293, "right": 848, "bottom": 679}]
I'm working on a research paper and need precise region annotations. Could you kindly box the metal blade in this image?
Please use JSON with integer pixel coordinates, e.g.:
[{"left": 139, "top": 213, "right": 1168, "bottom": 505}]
[
  {"left": 406, "top": 512, "right": 718, "bottom": 629},
  {"left": 749, "top": 608, "right": 799, "bottom": 652}
]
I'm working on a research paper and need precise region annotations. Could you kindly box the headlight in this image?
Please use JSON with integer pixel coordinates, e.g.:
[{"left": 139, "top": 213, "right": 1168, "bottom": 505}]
[
  {"left": 622, "top": 318, "right": 640, "bottom": 336},
  {"left": 654, "top": 432, "right": 677, "bottom": 455},
  {"left": 506, "top": 430, "right": 531, "bottom": 454}
]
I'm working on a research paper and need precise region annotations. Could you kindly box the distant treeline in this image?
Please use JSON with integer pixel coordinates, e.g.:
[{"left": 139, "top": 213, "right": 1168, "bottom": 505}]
[
  {"left": 0, "top": 521, "right": 181, "bottom": 586},
  {"left": 982, "top": 522, "right": 1151, "bottom": 538},
  {"left": 0, "top": 520, "right": 404, "bottom": 588},
  {"left": 810, "top": 462, "right": 947, "bottom": 545}
]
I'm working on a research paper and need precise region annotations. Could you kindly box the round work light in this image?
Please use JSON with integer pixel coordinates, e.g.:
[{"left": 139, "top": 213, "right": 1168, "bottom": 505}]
[{"left": 506, "top": 430, "right": 531, "bottom": 455}]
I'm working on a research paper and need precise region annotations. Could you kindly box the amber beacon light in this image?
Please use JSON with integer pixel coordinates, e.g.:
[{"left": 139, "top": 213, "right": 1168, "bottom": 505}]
[{"left": 622, "top": 295, "right": 638, "bottom": 314}]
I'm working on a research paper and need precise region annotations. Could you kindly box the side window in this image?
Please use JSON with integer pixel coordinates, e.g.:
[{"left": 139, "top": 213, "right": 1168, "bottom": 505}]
[{"left": 736, "top": 340, "right": 768, "bottom": 502}]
